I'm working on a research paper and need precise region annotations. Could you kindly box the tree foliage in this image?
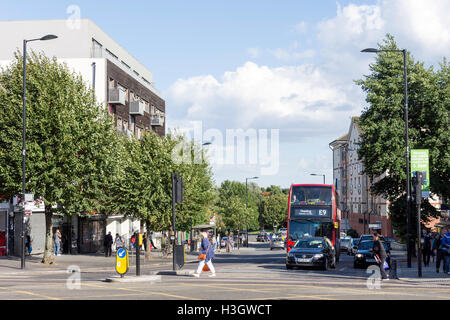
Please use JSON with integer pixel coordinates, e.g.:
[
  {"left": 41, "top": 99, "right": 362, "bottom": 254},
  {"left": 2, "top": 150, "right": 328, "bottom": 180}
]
[
  {"left": 356, "top": 35, "right": 450, "bottom": 240},
  {"left": 0, "top": 52, "right": 119, "bottom": 263}
]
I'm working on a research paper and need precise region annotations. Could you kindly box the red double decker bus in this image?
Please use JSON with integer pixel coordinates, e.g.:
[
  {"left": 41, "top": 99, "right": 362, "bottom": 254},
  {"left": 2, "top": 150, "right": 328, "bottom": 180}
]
[{"left": 286, "top": 184, "right": 341, "bottom": 258}]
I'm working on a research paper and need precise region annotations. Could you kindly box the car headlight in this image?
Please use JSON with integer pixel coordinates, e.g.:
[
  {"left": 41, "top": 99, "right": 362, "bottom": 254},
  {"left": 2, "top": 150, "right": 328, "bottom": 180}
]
[
  {"left": 356, "top": 254, "right": 363, "bottom": 258},
  {"left": 313, "top": 254, "right": 324, "bottom": 259}
]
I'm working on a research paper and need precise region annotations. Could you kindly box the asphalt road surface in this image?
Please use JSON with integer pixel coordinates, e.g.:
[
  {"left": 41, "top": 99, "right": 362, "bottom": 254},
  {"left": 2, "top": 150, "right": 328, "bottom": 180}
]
[{"left": 1, "top": 235, "right": 449, "bottom": 301}]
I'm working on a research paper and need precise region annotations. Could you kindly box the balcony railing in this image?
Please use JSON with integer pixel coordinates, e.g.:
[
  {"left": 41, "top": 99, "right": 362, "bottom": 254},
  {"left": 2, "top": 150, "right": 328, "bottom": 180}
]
[
  {"left": 151, "top": 114, "right": 165, "bottom": 126},
  {"left": 129, "top": 100, "right": 145, "bottom": 116},
  {"left": 108, "top": 88, "right": 127, "bottom": 105}
]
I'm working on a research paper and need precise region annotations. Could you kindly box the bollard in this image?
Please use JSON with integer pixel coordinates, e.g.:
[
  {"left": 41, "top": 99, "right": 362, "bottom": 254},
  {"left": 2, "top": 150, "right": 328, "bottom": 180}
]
[{"left": 390, "top": 259, "right": 398, "bottom": 279}]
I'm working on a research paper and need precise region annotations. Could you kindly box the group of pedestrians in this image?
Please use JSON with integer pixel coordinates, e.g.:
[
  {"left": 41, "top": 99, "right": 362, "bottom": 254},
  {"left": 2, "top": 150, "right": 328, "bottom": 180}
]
[
  {"left": 428, "top": 226, "right": 450, "bottom": 274},
  {"left": 103, "top": 232, "right": 157, "bottom": 257}
]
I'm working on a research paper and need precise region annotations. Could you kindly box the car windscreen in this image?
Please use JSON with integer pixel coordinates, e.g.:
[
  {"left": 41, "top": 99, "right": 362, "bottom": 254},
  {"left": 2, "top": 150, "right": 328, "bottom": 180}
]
[
  {"left": 359, "top": 241, "right": 388, "bottom": 251},
  {"left": 272, "top": 238, "right": 283, "bottom": 242},
  {"left": 294, "top": 239, "right": 325, "bottom": 249},
  {"left": 341, "top": 239, "right": 351, "bottom": 244}
]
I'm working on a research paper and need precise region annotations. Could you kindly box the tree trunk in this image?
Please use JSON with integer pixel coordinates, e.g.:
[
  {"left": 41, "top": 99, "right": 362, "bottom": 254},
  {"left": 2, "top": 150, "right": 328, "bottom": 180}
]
[
  {"left": 41, "top": 204, "right": 54, "bottom": 264},
  {"left": 145, "top": 221, "right": 151, "bottom": 261}
]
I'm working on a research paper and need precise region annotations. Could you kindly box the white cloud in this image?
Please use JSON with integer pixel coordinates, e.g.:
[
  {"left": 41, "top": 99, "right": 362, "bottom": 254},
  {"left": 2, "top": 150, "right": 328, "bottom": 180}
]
[
  {"left": 166, "top": 61, "right": 359, "bottom": 141},
  {"left": 294, "top": 21, "right": 308, "bottom": 34}
]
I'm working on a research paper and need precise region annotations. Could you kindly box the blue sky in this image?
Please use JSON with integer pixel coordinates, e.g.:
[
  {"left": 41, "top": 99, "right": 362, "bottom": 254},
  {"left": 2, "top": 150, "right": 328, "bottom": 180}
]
[{"left": 1, "top": 0, "right": 449, "bottom": 188}]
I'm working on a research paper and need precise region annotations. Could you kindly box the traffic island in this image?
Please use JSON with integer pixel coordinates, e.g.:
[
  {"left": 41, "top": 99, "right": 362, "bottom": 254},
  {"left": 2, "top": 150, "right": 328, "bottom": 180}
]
[
  {"left": 152, "top": 270, "right": 195, "bottom": 277},
  {"left": 104, "top": 275, "right": 162, "bottom": 283}
]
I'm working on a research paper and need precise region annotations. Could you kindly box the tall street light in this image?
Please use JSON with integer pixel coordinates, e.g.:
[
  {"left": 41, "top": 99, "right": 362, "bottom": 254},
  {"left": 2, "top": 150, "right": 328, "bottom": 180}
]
[
  {"left": 245, "top": 176, "right": 259, "bottom": 248},
  {"left": 310, "top": 173, "right": 326, "bottom": 184},
  {"left": 361, "top": 47, "right": 412, "bottom": 268},
  {"left": 21, "top": 34, "right": 58, "bottom": 269}
]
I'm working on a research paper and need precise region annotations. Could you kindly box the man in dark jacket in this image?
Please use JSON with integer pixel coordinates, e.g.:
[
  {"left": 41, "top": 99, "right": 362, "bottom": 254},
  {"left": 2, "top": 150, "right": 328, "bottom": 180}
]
[
  {"left": 421, "top": 229, "right": 432, "bottom": 267},
  {"left": 433, "top": 227, "right": 446, "bottom": 273},
  {"left": 104, "top": 232, "right": 113, "bottom": 257},
  {"left": 372, "top": 232, "right": 388, "bottom": 280}
]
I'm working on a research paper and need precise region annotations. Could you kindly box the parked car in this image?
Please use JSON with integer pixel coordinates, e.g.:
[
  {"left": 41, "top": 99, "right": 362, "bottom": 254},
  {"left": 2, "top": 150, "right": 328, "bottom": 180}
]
[
  {"left": 353, "top": 240, "right": 390, "bottom": 269},
  {"left": 286, "top": 237, "right": 337, "bottom": 270},
  {"left": 340, "top": 237, "right": 352, "bottom": 252},
  {"left": 270, "top": 237, "right": 285, "bottom": 250},
  {"left": 348, "top": 238, "right": 360, "bottom": 256}
]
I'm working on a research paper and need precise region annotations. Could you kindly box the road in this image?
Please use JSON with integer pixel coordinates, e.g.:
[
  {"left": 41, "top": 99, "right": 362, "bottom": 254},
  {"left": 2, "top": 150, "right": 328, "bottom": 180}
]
[{"left": 0, "top": 235, "right": 449, "bottom": 301}]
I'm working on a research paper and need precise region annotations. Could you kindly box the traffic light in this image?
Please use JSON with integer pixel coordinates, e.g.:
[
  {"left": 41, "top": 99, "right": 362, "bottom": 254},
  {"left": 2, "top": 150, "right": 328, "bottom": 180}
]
[
  {"left": 175, "top": 174, "right": 183, "bottom": 203},
  {"left": 412, "top": 171, "right": 427, "bottom": 205}
]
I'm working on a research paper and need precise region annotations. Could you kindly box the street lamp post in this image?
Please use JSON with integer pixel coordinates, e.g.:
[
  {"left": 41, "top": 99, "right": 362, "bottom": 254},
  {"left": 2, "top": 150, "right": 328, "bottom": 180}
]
[
  {"left": 21, "top": 34, "right": 58, "bottom": 269},
  {"left": 361, "top": 48, "right": 412, "bottom": 268},
  {"left": 245, "top": 176, "right": 259, "bottom": 248},
  {"left": 310, "top": 173, "right": 326, "bottom": 184}
]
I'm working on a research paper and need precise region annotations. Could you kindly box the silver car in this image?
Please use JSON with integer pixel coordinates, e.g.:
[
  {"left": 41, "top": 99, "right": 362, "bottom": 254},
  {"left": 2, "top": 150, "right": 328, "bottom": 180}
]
[{"left": 270, "top": 237, "right": 285, "bottom": 250}]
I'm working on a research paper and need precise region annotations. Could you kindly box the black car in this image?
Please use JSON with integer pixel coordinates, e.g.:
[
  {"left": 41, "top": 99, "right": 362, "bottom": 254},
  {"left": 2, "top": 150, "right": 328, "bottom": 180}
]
[
  {"left": 353, "top": 240, "right": 391, "bottom": 269},
  {"left": 286, "top": 237, "right": 337, "bottom": 270}
]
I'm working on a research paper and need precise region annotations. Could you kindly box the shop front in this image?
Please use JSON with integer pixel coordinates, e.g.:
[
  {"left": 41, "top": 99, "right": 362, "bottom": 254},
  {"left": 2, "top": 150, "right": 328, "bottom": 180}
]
[{"left": 79, "top": 215, "right": 106, "bottom": 254}]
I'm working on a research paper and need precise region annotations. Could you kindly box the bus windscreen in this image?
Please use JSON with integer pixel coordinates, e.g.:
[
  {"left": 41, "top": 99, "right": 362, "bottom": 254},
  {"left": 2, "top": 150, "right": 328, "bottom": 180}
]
[{"left": 290, "top": 186, "right": 332, "bottom": 205}]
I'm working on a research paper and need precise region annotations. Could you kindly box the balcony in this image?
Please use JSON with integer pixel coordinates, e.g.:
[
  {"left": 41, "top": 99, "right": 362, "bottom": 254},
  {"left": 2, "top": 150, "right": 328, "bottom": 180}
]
[
  {"left": 151, "top": 114, "right": 165, "bottom": 126},
  {"left": 108, "top": 88, "right": 127, "bottom": 105},
  {"left": 129, "top": 100, "right": 145, "bottom": 116}
]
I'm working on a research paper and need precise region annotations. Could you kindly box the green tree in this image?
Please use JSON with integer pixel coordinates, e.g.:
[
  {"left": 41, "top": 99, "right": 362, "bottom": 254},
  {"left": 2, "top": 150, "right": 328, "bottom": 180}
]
[
  {"left": 0, "top": 52, "right": 118, "bottom": 263},
  {"left": 259, "top": 191, "right": 288, "bottom": 231},
  {"left": 356, "top": 35, "right": 450, "bottom": 241}
]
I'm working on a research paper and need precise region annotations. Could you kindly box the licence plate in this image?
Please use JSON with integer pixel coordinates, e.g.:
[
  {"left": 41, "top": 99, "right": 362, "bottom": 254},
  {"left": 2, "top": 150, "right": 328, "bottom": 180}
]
[
  {"left": 296, "top": 258, "right": 311, "bottom": 263},
  {"left": 367, "top": 258, "right": 376, "bottom": 262}
]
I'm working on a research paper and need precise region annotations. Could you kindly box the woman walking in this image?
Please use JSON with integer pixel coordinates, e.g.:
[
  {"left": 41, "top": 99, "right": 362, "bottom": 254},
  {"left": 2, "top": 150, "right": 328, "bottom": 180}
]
[{"left": 193, "top": 232, "right": 216, "bottom": 278}]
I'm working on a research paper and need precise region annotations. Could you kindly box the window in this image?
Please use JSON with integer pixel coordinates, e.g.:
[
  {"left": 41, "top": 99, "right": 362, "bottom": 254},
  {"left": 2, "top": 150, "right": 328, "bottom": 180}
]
[
  {"left": 121, "top": 61, "right": 131, "bottom": 69},
  {"left": 122, "top": 120, "right": 128, "bottom": 132},
  {"left": 105, "top": 49, "right": 118, "bottom": 60},
  {"left": 116, "top": 117, "right": 122, "bottom": 132},
  {"left": 92, "top": 39, "right": 103, "bottom": 58},
  {"left": 136, "top": 126, "right": 143, "bottom": 140},
  {"left": 143, "top": 100, "right": 149, "bottom": 113},
  {"left": 109, "top": 78, "right": 116, "bottom": 90}
]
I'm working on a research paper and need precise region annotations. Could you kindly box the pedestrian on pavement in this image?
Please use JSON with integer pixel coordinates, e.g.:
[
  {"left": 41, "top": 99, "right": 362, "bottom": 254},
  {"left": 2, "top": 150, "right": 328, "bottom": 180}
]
[
  {"left": 104, "top": 232, "right": 113, "bottom": 257},
  {"left": 150, "top": 232, "right": 157, "bottom": 250},
  {"left": 421, "top": 229, "right": 432, "bottom": 267},
  {"left": 440, "top": 226, "right": 450, "bottom": 275},
  {"left": 114, "top": 233, "right": 124, "bottom": 252},
  {"left": 431, "top": 233, "right": 437, "bottom": 263},
  {"left": 193, "top": 232, "right": 216, "bottom": 278},
  {"left": 54, "top": 229, "right": 62, "bottom": 256},
  {"left": 372, "top": 231, "right": 388, "bottom": 280},
  {"left": 433, "top": 227, "right": 447, "bottom": 273},
  {"left": 25, "top": 233, "right": 32, "bottom": 256},
  {"left": 216, "top": 234, "right": 220, "bottom": 252},
  {"left": 226, "top": 236, "right": 232, "bottom": 253}
]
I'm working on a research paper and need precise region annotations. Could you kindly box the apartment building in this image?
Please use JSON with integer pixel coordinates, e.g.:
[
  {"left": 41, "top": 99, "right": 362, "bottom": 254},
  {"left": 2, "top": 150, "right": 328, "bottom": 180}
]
[
  {"left": 330, "top": 117, "right": 447, "bottom": 238},
  {"left": 0, "top": 19, "right": 165, "bottom": 255},
  {"left": 330, "top": 117, "right": 394, "bottom": 237}
]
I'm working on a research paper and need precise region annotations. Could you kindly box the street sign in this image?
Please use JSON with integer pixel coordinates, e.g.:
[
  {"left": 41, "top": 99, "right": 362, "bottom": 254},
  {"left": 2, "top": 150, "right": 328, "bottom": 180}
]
[
  {"left": 411, "top": 149, "right": 430, "bottom": 198},
  {"left": 115, "top": 248, "right": 129, "bottom": 276}
]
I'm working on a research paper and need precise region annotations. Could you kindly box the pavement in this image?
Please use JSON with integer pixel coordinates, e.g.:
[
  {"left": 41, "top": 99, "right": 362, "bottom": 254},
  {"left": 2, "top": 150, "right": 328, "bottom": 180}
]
[
  {"left": 0, "top": 246, "right": 254, "bottom": 276},
  {"left": 1, "top": 247, "right": 449, "bottom": 285}
]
